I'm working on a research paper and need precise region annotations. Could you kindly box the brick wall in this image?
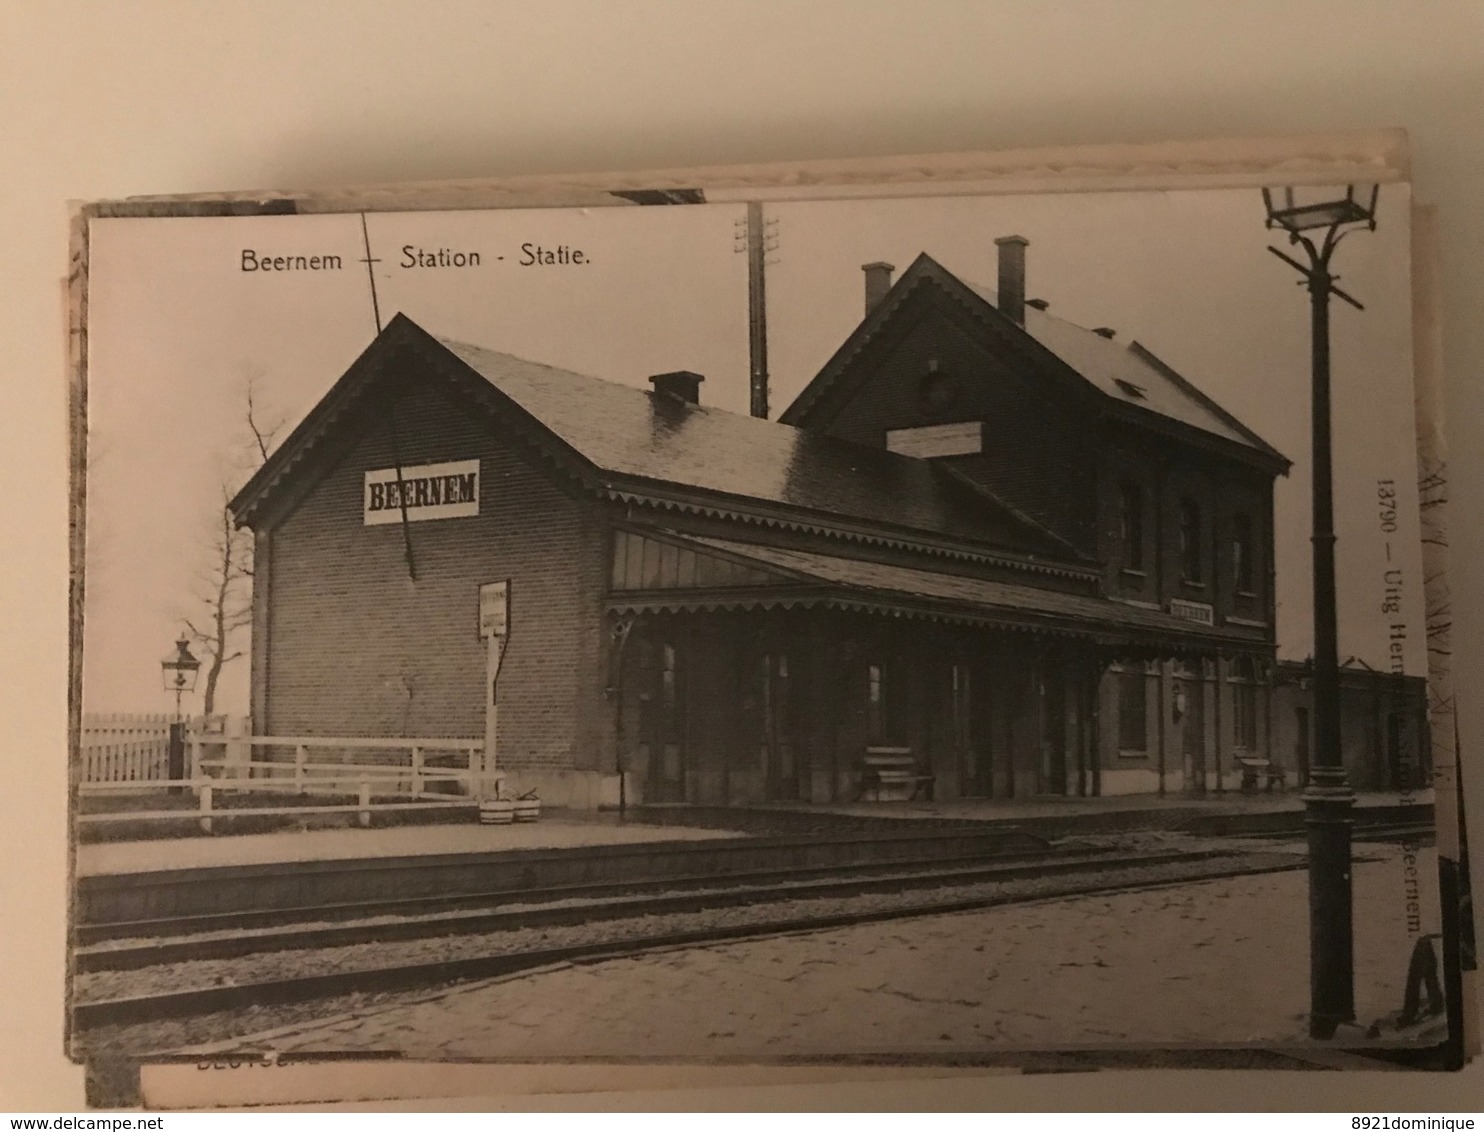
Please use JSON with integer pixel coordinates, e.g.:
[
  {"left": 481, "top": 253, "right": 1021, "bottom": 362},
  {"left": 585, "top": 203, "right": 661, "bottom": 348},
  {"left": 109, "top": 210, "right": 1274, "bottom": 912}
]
[
  {"left": 809, "top": 295, "right": 1099, "bottom": 551},
  {"left": 1271, "top": 670, "right": 1430, "bottom": 792},
  {"left": 257, "top": 382, "right": 610, "bottom": 776},
  {"left": 1100, "top": 429, "right": 1276, "bottom": 637}
]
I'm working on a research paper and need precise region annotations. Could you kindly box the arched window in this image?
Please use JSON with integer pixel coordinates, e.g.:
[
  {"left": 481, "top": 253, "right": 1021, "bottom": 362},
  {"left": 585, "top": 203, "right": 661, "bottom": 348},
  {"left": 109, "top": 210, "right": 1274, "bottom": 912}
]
[{"left": 1179, "top": 498, "right": 1203, "bottom": 583}]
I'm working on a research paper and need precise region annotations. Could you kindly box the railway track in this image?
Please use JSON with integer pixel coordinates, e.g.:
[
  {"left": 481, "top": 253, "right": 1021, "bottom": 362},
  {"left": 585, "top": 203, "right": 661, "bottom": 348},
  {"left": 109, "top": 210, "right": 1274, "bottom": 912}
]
[
  {"left": 73, "top": 820, "right": 1433, "bottom": 1035},
  {"left": 76, "top": 842, "right": 1240, "bottom": 972},
  {"left": 75, "top": 824, "right": 1049, "bottom": 932},
  {"left": 75, "top": 837, "right": 1068, "bottom": 949},
  {"left": 63, "top": 844, "right": 1330, "bottom": 1032},
  {"left": 1223, "top": 820, "right": 1436, "bottom": 844}
]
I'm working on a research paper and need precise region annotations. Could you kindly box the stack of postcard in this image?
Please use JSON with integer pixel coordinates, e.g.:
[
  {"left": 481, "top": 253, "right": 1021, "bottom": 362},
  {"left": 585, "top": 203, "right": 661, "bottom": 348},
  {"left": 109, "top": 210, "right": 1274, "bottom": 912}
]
[{"left": 66, "top": 131, "right": 1475, "bottom": 1109}]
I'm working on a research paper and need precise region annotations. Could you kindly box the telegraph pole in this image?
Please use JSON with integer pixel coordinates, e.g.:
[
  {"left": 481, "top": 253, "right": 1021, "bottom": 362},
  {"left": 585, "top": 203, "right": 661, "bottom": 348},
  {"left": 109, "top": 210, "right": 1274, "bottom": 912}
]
[{"left": 741, "top": 202, "right": 774, "bottom": 419}]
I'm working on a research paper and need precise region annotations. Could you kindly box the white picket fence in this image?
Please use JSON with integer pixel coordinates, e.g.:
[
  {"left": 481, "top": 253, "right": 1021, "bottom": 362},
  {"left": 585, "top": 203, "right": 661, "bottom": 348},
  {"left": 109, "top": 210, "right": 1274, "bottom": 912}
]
[{"left": 79, "top": 713, "right": 174, "bottom": 783}]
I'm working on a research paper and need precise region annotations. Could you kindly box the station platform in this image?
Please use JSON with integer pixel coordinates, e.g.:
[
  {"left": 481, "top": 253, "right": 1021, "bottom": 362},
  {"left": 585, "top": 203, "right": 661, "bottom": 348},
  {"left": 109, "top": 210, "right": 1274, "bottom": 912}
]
[
  {"left": 74, "top": 789, "right": 1430, "bottom": 878},
  {"left": 751, "top": 789, "right": 1425, "bottom": 822},
  {"left": 75, "top": 813, "right": 741, "bottom": 878}
]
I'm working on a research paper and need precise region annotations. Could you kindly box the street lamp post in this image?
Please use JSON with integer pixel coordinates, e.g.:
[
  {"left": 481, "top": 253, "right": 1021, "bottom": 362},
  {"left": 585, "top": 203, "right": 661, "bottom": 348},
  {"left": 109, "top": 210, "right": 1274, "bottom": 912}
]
[
  {"left": 161, "top": 635, "right": 202, "bottom": 721},
  {"left": 1262, "top": 183, "right": 1378, "bottom": 1039},
  {"left": 161, "top": 635, "right": 201, "bottom": 792}
]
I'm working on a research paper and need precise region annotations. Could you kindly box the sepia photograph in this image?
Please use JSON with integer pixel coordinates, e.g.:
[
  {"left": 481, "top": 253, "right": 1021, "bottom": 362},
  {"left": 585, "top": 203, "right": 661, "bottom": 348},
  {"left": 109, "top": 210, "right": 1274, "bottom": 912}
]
[{"left": 70, "top": 175, "right": 1453, "bottom": 1079}]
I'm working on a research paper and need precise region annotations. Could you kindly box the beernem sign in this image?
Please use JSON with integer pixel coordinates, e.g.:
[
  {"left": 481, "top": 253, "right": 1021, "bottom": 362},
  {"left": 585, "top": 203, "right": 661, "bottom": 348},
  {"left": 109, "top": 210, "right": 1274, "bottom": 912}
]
[{"left": 364, "top": 459, "right": 479, "bottom": 525}]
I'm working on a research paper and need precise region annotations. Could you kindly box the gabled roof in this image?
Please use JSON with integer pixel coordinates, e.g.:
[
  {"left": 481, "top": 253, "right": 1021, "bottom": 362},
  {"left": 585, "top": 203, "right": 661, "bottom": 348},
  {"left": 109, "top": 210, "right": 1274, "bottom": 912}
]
[
  {"left": 230, "top": 314, "right": 1087, "bottom": 571},
  {"left": 780, "top": 253, "right": 1289, "bottom": 472}
]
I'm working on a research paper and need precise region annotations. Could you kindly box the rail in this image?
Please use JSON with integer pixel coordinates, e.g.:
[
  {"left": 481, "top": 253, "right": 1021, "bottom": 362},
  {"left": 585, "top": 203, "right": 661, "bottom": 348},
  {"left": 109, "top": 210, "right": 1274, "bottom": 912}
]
[{"left": 73, "top": 843, "right": 1316, "bottom": 1028}]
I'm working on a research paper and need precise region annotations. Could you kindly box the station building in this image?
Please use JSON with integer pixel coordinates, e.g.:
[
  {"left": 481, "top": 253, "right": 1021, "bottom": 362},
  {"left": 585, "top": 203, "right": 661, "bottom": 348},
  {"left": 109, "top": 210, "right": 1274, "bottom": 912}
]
[
  {"left": 1270, "top": 659, "right": 1431, "bottom": 794},
  {"left": 230, "top": 237, "right": 1294, "bottom": 808}
]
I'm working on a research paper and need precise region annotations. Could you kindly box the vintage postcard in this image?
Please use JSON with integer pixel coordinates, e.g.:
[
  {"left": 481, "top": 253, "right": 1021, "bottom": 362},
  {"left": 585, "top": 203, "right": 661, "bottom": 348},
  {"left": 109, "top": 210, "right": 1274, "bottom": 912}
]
[{"left": 65, "top": 135, "right": 1473, "bottom": 1108}]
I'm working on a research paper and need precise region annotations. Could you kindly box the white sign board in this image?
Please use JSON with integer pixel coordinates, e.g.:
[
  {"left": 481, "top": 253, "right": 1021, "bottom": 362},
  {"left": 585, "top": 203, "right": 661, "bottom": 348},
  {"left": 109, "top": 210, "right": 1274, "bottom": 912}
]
[
  {"left": 885, "top": 421, "right": 983, "bottom": 459},
  {"left": 1168, "top": 598, "right": 1215, "bottom": 626},
  {"left": 479, "top": 580, "right": 510, "bottom": 640},
  {"left": 364, "top": 459, "right": 479, "bottom": 525}
]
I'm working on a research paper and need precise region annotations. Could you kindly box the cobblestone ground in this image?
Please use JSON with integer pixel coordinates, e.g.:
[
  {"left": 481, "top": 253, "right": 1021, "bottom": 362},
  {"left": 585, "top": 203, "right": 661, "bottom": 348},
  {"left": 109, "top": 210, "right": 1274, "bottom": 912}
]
[{"left": 197, "top": 845, "right": 1440, "bottom": 1060}]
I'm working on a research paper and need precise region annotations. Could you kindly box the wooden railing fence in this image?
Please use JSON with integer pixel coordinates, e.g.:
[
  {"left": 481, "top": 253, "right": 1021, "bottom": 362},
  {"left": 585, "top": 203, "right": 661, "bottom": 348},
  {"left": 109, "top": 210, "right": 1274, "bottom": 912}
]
[{"left": 76, "top": 726, "right": 495, "bottom": 831}]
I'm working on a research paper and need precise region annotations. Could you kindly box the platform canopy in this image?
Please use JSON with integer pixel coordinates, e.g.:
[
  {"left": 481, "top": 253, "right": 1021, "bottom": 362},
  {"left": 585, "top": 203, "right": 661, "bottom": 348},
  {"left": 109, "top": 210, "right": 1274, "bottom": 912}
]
[{"left": 608, "top": 528, "right": 1269, "bottom": 658}]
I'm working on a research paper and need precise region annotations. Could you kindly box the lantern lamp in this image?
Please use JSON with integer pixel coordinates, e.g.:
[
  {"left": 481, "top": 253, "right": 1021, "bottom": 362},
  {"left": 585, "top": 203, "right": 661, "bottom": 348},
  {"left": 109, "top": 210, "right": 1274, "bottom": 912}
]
[
  {"left": 1262, "top": 184, "right": 1378, "bottom": 236},
  {"left": 161, "top": 635, "right": 201, "bottom": 719}
]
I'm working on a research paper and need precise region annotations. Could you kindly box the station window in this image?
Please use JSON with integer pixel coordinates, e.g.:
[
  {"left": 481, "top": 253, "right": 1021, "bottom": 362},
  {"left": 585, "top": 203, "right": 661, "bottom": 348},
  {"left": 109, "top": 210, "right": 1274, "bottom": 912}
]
[
  {"left": 758, "top": 653, "right": 792, "bottom": 739},
  {"left": 1117, "top": 667, "right": 1148, "bottom": 752},
  {"left": 867, "top": 662, "right": 886, "bottom": 743},
  {"left": 660, "top": 642, "right": 676, "bottom": 699},
  {"left": 1179, "top": 498, "right": 1203, "bottom": 584},
  {"left": 951, "top": 663, "right": 972, "bottom": 753},
  {"left": 1232, "top": 513, "right": 1255, "bottom": 594},
  {"left": 1119, "top": 481, "right": 1144, "bottom": 572},
  {"left": 1230, "top": 656, "right": 1259, "bottom": 751}
]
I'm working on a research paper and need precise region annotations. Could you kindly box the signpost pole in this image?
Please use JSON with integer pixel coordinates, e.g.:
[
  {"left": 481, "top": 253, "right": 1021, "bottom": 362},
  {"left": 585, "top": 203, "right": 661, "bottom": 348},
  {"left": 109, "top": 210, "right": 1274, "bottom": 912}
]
[
  {"left": 478, "top": 580, "right": 511, "bottom": 800},
  {"left": 485, "top": 633, "right": 499, "bottom": 792}
]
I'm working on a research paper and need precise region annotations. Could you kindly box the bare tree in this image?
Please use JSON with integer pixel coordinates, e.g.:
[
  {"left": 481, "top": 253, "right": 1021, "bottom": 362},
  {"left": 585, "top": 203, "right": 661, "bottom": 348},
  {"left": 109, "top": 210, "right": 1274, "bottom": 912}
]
[{"left": 181, "top": 376, "right": 284, "bottom": 717}]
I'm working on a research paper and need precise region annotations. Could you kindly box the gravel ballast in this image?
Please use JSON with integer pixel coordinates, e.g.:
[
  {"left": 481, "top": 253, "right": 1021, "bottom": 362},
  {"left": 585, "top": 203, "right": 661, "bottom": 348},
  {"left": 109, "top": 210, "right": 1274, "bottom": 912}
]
[{"left": 73, "top": 846, "right": 1313, "bottom": 1057}]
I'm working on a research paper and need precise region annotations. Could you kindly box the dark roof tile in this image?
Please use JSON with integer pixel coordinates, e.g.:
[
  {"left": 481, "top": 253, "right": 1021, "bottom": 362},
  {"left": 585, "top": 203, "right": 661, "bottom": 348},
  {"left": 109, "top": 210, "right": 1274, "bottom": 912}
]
[
  {"left": 439, "top": 335, "right": 1079, "bottom": 560},
  {"left": 783, "top": 254, "right": 1288, "bottom": 469}
]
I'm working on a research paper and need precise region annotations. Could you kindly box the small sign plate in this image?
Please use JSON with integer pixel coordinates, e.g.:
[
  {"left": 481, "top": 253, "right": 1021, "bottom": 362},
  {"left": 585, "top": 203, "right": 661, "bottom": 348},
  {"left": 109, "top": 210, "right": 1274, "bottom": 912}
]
[
  {"left": 885, "top": 421, "right": 983, "bottom": 458},
  {"left": 1168, "top": 597, "right": 1215, "bottom": 626},
  {"left": 479, "top": 580, "right": 510, "bottom": 639},
  {"left": 483, "top": 578, "right": 513, "bottom": 640}
]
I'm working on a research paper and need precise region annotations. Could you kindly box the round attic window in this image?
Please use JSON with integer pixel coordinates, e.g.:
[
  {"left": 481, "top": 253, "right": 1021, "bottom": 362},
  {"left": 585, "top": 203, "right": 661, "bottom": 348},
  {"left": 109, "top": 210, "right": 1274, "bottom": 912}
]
[{"left": 917, "top": 369, "right": 960, "bottom": 418}]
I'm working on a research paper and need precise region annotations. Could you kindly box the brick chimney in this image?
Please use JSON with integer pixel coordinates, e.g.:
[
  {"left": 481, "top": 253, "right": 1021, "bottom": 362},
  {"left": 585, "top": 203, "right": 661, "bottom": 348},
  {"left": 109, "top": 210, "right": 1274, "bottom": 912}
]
[
  {"left": 994, "top": 235, "right": 1028, "bottom": 325},
  {"left": 649, "top": 370, "right": 704, "bottom": 405},
  {"left": 862, "top": 261, "right": 895, "bottom": 315}
]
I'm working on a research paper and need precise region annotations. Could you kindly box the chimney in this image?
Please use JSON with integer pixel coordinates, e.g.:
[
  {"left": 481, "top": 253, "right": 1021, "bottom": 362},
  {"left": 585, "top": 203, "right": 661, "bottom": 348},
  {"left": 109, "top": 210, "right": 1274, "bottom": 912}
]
[
  {"left": 994, "top": 235, "right": 1028, "bottom": 325},
  {"left": 862, "top": 261, "right": 895, "bottom": 315},
  {"left": 649, "top": 370, "right": 704, "bottom": 405}
]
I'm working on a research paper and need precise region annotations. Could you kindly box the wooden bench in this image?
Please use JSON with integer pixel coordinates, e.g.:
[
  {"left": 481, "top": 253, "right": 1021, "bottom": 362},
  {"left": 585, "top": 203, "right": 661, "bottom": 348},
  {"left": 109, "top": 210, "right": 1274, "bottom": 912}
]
[
  {"left": 1237, "top": 756, "right": 1287, "bottom": 793},
  {"left": 861, "top": 747, "right": 934, "bottom": 802}
]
